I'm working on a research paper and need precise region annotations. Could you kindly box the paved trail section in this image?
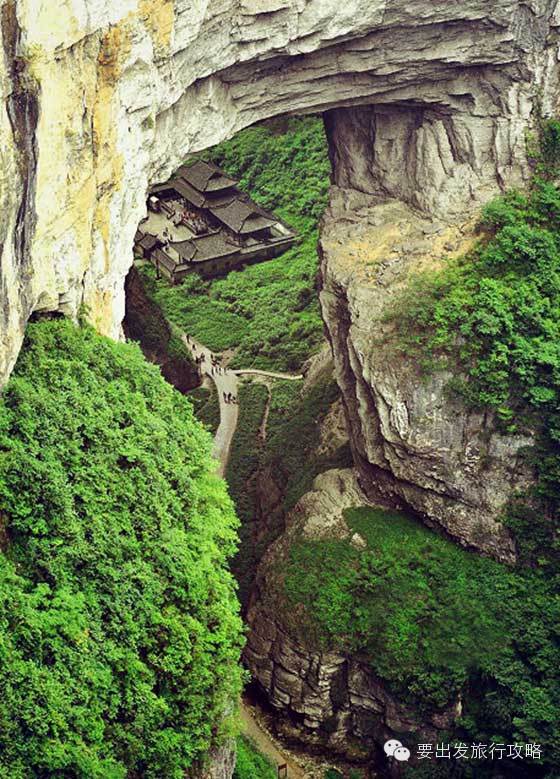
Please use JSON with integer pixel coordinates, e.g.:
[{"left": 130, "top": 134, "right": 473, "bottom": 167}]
[
  {"left": 183, "top": 332, "right": 308, "bottom": 775},
  {"left": 240, "top": 699, "right": 307, "bottom": 779},
  {"left": 183, "top": 335, "right": 303, "bottom": 475},
  {"left": 182, "top": 335, "right": 239, "bottom": 477}
]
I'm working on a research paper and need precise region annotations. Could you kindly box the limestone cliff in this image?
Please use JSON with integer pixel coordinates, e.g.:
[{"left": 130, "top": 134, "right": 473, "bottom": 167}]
[
  {"left": 245, "top": 469, "right": 462, "bottom": 766},
  {"left": 1, "top": 0, "right": 559, "bottom": 389},
  {"left": 318, "top": 185, "right": 537, "bottom": 561}
]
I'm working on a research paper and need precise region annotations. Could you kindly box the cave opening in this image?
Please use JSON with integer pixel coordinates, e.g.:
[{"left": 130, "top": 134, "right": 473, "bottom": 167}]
[
  {"left": 121, "top": 99, "right": 514, "bottom": 777},
  {"left": 123, "top": 109, "right": 344, "bottom": 591},
  {"left": 124, "top": 111, "right": 333, "bottom": 380}
]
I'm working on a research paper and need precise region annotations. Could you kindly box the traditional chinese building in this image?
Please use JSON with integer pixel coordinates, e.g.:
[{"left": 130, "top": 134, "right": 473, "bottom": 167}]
[{"left": 134, "top": 159, "right": 296, "bottom": 282}]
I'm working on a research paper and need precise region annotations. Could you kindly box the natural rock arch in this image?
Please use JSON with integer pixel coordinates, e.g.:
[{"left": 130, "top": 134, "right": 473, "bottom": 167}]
[{"left": 1, "top": 0, "right": 559, "bottom": 384}]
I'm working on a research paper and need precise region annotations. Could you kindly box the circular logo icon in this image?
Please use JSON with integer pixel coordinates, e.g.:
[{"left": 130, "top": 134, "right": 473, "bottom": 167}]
[
  {"left": 384, "top": 739, "right": 403, "bottom": 757},
  {"left": 394, "top": 746, "right": 411, "bottom": 762}
]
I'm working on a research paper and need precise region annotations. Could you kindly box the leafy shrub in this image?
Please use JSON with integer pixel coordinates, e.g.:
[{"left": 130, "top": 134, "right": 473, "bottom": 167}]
[
  {"left": 188, "top": 385, "right": 221, "bottom": 435},
  {"left": 0, "top": 320, "right": 244, "bottom": 778},
  {"left": 233, "top": 736, "right": 276, "bottom": 779}
]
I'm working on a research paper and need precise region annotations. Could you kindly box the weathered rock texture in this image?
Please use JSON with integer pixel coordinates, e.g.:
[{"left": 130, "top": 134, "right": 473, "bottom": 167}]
[
  {"left": 318, "top": 186, "right": 536, "bottom": 562},
  {"left": 189, "top": 741, "right": 237, "bottom": 779},
  {"left": 245, "top": 469, "right": 462, "bottom": 765},
  {"left": 123, "top": 265, "right": 200, "bottom": 393},
  {"left": 1, "top": 0, "right": 560, "bottom": 387}
]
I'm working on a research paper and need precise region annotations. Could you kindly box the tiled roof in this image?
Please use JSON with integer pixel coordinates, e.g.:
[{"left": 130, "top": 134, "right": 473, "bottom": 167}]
[
  {"left": 190, "top": 232, "right": 239, "bottom": 261},
  {"left": 179, "top": 160, "right": 238, "bottom": 193},
  {"left": 170, "top": 178, "right": 206, "bottom": 208},
  {"left": 168, "top": 239, "right": 197, "bottom": 262},
  {"left": 209, "top": 199, "right": 276, "bottom": 234},
  {"left": 135, "top": 230, "right": 159, "bottom": 252},
  {"left": 168, "top": 232, "right": 238, "bottom": 263}
]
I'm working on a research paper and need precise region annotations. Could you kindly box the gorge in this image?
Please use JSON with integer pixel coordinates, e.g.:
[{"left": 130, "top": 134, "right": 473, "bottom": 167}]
[{"left": 1, "top": 2, "right": 560, "bottom": 778}]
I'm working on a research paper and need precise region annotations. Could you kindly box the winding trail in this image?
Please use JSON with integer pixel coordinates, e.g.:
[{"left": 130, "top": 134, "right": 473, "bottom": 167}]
[
  {"left": 233, "top": 368, "right": 304, "bottom": 381},
  {"left": 182, "top": 335, "right": 239, "bottom": 477},
  {"left": 182, "top": 333, "right": 309, "bottom": 776}
]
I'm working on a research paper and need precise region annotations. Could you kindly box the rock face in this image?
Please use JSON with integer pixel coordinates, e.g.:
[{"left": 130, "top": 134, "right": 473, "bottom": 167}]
[
  {"left": 318, "top": 186, "right": 536, "bottom": 562},
  {"left": 123, "top": 265, "right": 200, "bottom": 393},
  {"left": 245, "top": 469, "right": 462, "bottom": 765},
  {"left": 1, "top": 0, "right": 560, "bottom": 387},
  {"left": 190, "top": 742, "right": 237, "bottom": 779}
]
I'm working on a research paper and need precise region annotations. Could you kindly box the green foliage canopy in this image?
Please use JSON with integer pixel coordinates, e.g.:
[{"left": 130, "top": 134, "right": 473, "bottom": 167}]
[{"left": 0, "top": 320, "right": 244, "bottom": 778}]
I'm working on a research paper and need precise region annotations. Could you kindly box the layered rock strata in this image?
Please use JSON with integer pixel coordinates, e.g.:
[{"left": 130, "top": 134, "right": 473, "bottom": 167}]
[{"left": 245, "top": 469, "right": 461, "bottom": 763}]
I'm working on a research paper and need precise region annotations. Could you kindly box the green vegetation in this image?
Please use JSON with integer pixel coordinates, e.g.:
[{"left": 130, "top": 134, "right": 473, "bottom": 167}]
[
  {"left": 188, "top": 385, "right": 221, "bottom": 435},
  {"left": 124, "top": 267, "right": 194, "bottom": 370},
  {"left": 0, "top": 319, "right": 243, "bottom": 779},
  {"left": 233, "top": 736, "right": 276, "bottom": 779},
  {"left": 299, "top": 119, "right": 560, "bottom": 778},
  {"left": 226, "top": 380, "right": 269, "bottom": 604},
  {"left": 264, "top": 370, "right": 352, "bottom": 513},
  {"left": 139, "top": 116, "right": 330, "bottom": 371},
  {"left": 387, "top": 121, "right": 560, "bottom": 570},
  {"left": 226, "top": 372, "right": 351, "bottom": 606},
  {"left": 285, "top": 507, "right": 507, "bottom": 707},
  {"left": 284, "top": 506, "right": 560, "bottom": 775}
]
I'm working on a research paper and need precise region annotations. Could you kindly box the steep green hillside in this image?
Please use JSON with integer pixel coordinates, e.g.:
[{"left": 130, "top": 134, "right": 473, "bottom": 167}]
[{"left": 0, "top": 320, "right": 243, "bottom": 779}]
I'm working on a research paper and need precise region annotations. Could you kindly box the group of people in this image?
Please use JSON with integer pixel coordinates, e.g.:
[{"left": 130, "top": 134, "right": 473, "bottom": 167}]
[
  {"left": 187, "top": 338, "right": 233, "bottom": 393},
  {"left": 182, "top": 206, "right": 208, "bottom": 236}
]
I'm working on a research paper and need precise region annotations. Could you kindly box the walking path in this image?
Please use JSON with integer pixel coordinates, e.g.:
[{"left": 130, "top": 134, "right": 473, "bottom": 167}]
[
  {"left": 182, "top": 333, "right": 309, "bottom": 775},
  {"left": 182, "top": 335, "right": 303, "bottom": 476},
  {"left": 240, "top": 699, "right": 307, "bottom": 779},
  {"left": 233, "top": 368, "right": 304, "bottom": 381},
  {"left": 182, "top": 335, "right": 239, "bottom": 477}
]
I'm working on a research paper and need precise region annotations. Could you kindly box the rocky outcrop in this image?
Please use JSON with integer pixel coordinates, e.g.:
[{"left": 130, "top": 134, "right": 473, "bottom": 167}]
[
  {"left": 318, "top": 186, "right": 535, "bottom": 562},
  {"left": 123, "top": 265, "right": 200, "bottom": 393},
  {"left": 245, "top": 469, "right": 461, "bottom": 765},
  {"left": 1, "top": 0, "right": 560, "bottom": 385},
  {"left": 190, "top": 742, "right": 237, "bottom": 779}
]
